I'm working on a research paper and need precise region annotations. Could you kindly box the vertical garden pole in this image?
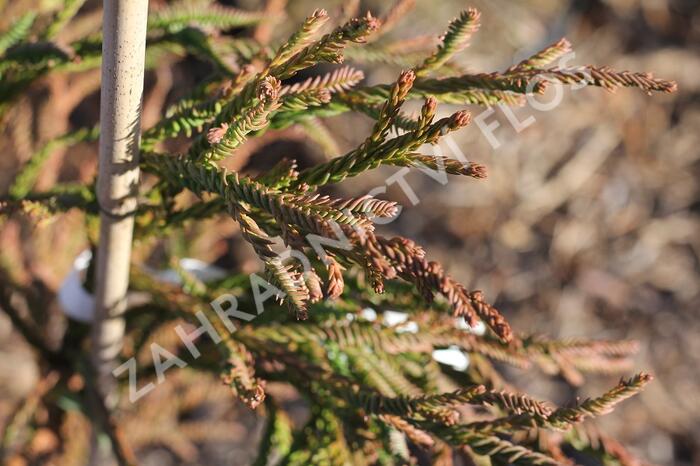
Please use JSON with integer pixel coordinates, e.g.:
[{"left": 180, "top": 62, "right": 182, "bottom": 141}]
[{"left": 92, "top": 0, "right": 149, "bottom": 400}]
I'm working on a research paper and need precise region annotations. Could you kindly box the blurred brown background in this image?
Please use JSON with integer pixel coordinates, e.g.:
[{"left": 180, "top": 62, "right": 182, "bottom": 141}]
[{"left": 0, "top": 0, "right": 698, "bottom": 465}]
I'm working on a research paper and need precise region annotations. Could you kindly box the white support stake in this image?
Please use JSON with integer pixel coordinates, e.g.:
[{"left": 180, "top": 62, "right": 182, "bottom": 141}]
[{"left": 92, "top": 0, "right": 149, "bottom": 400}]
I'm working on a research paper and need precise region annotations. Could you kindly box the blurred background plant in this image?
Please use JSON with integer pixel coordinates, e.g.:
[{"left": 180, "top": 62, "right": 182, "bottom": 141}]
[{"left": 0, "top": 0, "right": 696, "bottom": 465}]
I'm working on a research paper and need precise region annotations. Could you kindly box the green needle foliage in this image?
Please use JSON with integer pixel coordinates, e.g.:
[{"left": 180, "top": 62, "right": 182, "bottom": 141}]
[
  {"left": 415, "top": 8, "right": 480, "bottom": 76},
  {"left": 0, "top": 12, "right": 36, "bottom": 55},
  {"left": 0, "top": 2, "right": 678, "bottom": 465}
]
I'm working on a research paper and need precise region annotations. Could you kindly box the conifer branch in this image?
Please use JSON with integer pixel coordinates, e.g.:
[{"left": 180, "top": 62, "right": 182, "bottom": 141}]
[
  {"left": 191, "top": 77, "right": 282, "bottom": 162},
  {"left": 379, "top": 414, "right": 435, "bottom": 447},
  {"left": 387, "top": 153, "right": 488, "bottom": 179},
  {"left": 1, "top": 5, "right": 677, "bottom": 464},
  {"left": 265, "top": 256, "right": 311, "bottom": 319},
  {"left": 416, "top": 9, "right": 480, "bottom": 76},
  {"left": 0, "top": 13, "right": 36, "bottom": 55},
  {"left": 347, "top": 385, "right": 489, "bottom": 418},
  {"left": 293, "top": 109, "right": 471, "bottom": 188},
  {"left": 269, "top": 12, "right": 380, "bottom": 79},
  {"left": 148, "top": 0, "right": 266, "bottom": 32},
  {"left": 221, "top": 339, "right": 267, "bottom": 409},
  {"left": 255, "top": 158, "right": 299, "bottom": 187},
  {"left": 507, "top": 38, "right": 573, "bottom": 72},
  {"left": 9, "top": 126, "right": 99, "bottom": 199},
  {"left": 252, "top": 399, "right": 294, "bottom": 466},
  {"left": 279, "top": 66, "right": 364, "bottom": 95},
  {"left": 43, "top": 0, "right": 87, "bottom": 40},
  {"left": 425, "top": 427, "right": 559, "bottom": 465},
  {"left": 269, "top": 9, "right": 329, "bottom": 68},
  {"left": 532, "top": 65, "right": 678, "bottom": 94},
  {"left": 362, "top": 233, "right": 514, "bottom": 342},
  {"left": 547, "top": 373, "right": 653, "bottom": 427},
  {"left": 145, "top": 153, "right": 379, "bottom": 233},
  {"left": 144, "top": 65, "right": 257, "bottom": 142},
  {"left": 368, "top": 69, "right": 415, "bottom": 143},
  {"left": 278, "top": 88, "right": 331, "bottom": 112}
]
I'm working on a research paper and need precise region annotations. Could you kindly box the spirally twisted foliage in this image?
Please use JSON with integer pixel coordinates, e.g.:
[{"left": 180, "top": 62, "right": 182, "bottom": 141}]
[{"left": 0, "top": 1, "right": 677, "bottom": 465}]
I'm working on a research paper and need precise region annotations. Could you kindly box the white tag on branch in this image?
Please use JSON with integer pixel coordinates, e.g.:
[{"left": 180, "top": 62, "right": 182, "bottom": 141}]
[
  {"left": 151, "top": 258, "right": 227, "bottom": 284},
  {"left": 455, "top": 316, "right": 486, "bottom": 335},
  {"left": 57, "top": 249, "right": 95, "bottom": 323},
  {"left": 58, "top": 253, "right": 227, "bottom": 323},
  {"left": 382, "top": 310, "right": 409, "bottom": 326},
  {"left": 432, "top": 346, "right": 470, "bottom": 371}
]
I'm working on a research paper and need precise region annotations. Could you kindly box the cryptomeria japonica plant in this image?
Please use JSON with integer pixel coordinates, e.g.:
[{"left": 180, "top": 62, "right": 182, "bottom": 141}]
[{"left": 0, "top": 1, "right": 677, "bottom": 465}]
